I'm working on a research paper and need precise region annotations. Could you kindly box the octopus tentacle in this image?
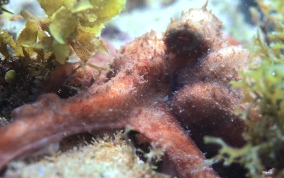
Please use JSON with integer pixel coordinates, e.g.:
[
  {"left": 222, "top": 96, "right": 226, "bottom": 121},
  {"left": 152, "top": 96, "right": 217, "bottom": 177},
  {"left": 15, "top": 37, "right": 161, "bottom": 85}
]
[
  {"left": 128, "top": 106, "right": 219, "bottom": 178},
  {"left": 0, "top": 32, "right": 167, "bottom": 169}
]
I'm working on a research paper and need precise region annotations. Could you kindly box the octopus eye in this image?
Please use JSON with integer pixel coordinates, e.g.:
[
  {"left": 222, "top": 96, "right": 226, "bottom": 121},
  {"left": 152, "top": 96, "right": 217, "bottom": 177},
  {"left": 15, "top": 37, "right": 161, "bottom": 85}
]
[
  {"left": 177, "top": 31, "right": 191, "bottom": 43},
  {"left": 164, "top": 24, "right": 210, "bottom": 59}
]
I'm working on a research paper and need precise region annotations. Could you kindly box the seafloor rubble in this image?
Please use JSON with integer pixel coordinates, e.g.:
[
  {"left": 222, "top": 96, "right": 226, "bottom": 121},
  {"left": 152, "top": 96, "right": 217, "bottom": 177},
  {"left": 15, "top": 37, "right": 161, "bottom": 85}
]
[{"left": 0, "top": 4, "right": 254, "bottom": 178}]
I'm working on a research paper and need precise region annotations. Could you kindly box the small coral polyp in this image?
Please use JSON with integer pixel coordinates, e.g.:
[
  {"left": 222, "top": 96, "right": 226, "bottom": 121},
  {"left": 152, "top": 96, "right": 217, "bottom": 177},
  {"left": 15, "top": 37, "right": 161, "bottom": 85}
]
[{"left": 0, "top": 5, "right": 250, "bottom": 178}]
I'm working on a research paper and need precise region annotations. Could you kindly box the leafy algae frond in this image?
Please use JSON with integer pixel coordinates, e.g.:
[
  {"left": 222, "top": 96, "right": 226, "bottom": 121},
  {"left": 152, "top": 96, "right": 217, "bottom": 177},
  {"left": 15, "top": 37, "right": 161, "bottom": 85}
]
[
  {"left": 205, "top": 0, "right": 284, "bottom": 177},
  {"left": 0, "top": 0, "right": 125, "bottom": 64}
]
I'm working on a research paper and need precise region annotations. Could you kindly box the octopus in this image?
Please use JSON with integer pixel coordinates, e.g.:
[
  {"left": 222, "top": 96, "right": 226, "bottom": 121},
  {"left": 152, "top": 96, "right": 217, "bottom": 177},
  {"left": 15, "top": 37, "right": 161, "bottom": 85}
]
[{"left": 0, "top": 4, "right": 251, "bottom": 178}]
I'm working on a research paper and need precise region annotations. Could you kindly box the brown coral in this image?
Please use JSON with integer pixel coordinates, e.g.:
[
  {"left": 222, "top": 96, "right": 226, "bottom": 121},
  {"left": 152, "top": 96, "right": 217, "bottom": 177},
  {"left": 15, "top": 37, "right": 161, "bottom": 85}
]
[{"left": 0, "top": 5, "right": 250, "bottom": 178}]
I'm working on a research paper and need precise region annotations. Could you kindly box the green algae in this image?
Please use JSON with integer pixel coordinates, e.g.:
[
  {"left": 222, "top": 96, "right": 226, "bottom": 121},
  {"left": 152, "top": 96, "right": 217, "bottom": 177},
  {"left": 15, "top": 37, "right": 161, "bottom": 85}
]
[{"left": 0, "top": 0, "right": 125, "bottom": 64}]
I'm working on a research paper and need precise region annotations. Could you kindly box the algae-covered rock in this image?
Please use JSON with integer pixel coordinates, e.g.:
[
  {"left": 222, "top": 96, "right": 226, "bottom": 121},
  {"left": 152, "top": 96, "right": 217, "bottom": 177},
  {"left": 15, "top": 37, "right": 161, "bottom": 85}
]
[{"left": 4, "top": 133, "right": 169, "bottom": 178}]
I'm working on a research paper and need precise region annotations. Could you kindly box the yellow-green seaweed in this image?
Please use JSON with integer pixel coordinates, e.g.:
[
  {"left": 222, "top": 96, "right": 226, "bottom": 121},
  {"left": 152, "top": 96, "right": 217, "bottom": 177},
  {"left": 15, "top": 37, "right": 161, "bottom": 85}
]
[{"left": 0, "top": 0, "right": 125, "bottom": 64}]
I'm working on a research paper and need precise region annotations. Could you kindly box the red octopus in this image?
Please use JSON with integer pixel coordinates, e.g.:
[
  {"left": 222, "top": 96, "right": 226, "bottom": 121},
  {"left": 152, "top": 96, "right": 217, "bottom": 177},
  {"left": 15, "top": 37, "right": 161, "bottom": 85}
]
[{"left": 0, "top": 5, "right": 250, "bottom": 178}]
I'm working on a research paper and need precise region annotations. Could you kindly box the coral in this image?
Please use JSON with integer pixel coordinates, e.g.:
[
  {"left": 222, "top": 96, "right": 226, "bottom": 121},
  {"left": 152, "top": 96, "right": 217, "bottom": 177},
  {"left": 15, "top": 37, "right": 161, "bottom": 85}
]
[
  {"left": 0, "top": 4, "right": 251, "bottom": 178},
  {"left": 205, "top": 0, "right": 284, "bottom": 177}
]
